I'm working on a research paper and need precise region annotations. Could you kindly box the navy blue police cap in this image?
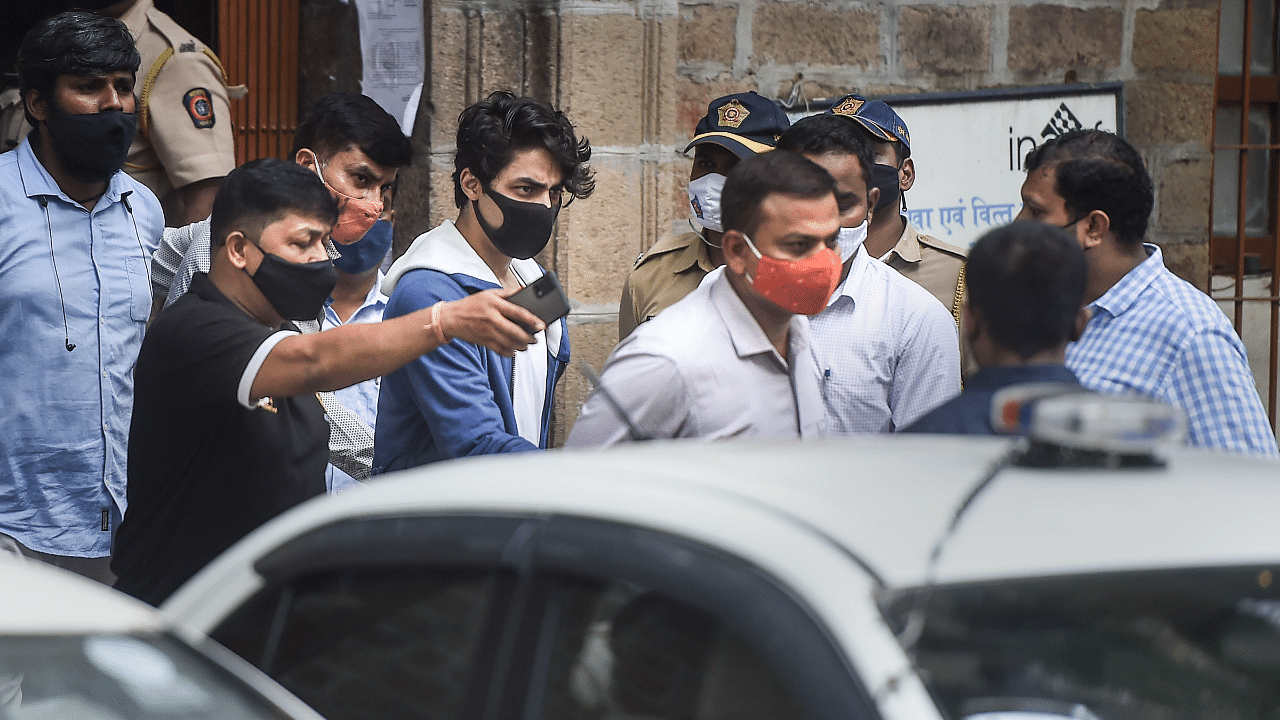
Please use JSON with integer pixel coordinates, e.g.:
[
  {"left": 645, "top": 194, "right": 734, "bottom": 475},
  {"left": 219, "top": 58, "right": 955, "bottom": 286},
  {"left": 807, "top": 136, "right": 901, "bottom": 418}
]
[{"left": 684, "top": 92, "right": 791, "bottom": 159}]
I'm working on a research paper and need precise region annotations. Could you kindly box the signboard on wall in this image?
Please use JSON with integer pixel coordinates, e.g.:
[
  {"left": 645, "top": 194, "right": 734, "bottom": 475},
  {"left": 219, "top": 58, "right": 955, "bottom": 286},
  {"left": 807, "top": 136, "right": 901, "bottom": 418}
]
[{"left": 791, "top": 83, "right": 1124, "bottom": 249}]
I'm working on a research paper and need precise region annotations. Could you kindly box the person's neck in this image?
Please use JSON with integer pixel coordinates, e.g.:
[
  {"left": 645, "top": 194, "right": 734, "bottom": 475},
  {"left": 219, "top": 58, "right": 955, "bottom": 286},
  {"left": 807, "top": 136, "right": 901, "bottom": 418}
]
[
  {"left": 979, "top": 346, "right": 1067, "bottom": 371},
  {"left": 31, "top": 129, "right": 110, "bottom": 211},
  {"left": 455, "top": 205, "right": 518, "bottom": 288},
  {"left": 702, "top": 229, "right": 726, "bottom": 267},
  {"left": 864, "top": 211, "right": 905, "bottom": 260},
  {"left": 208, "top": 262, "right": 285, "bottom": 328},
  {"left": 329, "top": 267, "right": 379, "bottom": 323},
  {"left": 1083, "top": 238, "right": 1148, "bottom": 306},
  {"left": 726, "top": 270, "right": 793, "bottom": 359}
]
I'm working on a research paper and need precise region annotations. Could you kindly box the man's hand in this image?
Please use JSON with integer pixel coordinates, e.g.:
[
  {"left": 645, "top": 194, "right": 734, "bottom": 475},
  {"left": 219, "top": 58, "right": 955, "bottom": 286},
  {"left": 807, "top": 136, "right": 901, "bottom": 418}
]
[{"left": 439, "top": 289, "right": 544, "bottom": 357}]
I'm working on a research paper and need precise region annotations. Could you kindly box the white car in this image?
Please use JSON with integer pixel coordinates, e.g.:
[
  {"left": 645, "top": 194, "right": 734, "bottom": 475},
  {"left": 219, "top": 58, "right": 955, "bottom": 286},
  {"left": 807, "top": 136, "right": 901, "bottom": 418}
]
[
  {"left": 0, "top": 556, "right": 325, "bottom": 720},
  {"left": 163, "top": 430, "right": 1280, "bottom": 720}
]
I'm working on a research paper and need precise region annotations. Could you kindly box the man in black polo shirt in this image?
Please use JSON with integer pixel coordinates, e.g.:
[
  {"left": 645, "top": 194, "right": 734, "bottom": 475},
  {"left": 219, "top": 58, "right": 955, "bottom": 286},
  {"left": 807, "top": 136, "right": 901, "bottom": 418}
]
[{"left": 112, "top": 159, "right": 544, "bottom": 605}]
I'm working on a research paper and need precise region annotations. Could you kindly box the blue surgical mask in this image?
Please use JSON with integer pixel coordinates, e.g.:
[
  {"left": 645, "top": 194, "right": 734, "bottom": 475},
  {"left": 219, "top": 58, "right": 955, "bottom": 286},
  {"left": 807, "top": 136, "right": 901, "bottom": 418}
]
[{"left": 332, "top": 219, "right": 394, "bottom": 275}]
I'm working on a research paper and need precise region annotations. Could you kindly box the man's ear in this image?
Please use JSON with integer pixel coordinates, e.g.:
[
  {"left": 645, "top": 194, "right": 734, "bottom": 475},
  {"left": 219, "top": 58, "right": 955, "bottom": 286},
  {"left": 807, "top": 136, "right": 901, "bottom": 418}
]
[
  {"left": 899, "top": 157, "right": 915, "bottom": 192},
  {"left": 294, "top": 147, "right": 319, "bottom": 171},
  {"left": 961, "top": 301, "right": 979, "bottom": 342},
  {"left": 721, "top": 230, "right": 751, "bottom": 276},
  {"left": 24, "top": 88, "right": 48, "bottom": 124},
  {"left": 459, "top": 168, "right": 484, "bottom": 203},
  {"left": 866, "top": 187, "right": 880, "bottom": 222},
  {"left": 224, "top": 230, "right": 254, "bottom": 271},
  {"left": 1070, "top": 307, "right": 1090, "bottom": 342},
  {"left": 1079, "top": 209, "right": 1111, "bottom": 251}
]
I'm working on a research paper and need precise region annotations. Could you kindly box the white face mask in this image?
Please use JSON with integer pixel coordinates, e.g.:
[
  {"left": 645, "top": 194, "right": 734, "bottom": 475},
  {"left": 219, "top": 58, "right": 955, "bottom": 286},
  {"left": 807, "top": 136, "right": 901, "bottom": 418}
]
[
  {"left": 687, "top": 173, "right": 726, "bottom": 233},
  {"left": 837, "top": 220, "right": 868, "bottom": 263}
]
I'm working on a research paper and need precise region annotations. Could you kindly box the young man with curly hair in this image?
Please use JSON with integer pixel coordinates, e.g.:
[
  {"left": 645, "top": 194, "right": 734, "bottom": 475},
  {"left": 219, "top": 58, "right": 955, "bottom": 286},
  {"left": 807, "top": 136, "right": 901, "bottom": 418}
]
[{"left": 374, "top": 91, "right": 594, "bottom": 469}]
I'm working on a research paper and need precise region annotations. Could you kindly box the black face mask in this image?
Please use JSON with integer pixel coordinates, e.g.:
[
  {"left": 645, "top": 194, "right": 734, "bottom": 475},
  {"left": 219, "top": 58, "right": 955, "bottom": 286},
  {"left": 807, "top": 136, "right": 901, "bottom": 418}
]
[
  {"left": 45, "top": 107, "right": 137, "bottom": 183},
  {"left": 472, "top": 187, "right": 560, "bottom": 260},
  {"left": 247, "top": 245, "right": 337, "bottom": 321},
  {"left": 870, "top": 163, "right": 902, "bottom": 214}
]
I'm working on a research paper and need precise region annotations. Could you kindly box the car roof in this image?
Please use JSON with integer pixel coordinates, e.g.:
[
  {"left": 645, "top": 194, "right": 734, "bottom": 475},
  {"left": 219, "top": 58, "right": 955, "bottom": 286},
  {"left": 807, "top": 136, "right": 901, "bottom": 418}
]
[
  {"left": 171, "top": 436, "right": 1280, "bottom": 594},
  {"left": 0, "top": 557, "right": 165, "bottom": 634}
]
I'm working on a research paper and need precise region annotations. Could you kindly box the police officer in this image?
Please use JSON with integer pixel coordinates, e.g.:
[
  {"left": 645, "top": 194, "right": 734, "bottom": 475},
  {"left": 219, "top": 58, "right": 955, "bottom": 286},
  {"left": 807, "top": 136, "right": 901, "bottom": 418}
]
[
  {"left": 826, "top": 95, "right": 967, "bottom": 320},
  {"left": 825, "top": 94, "right": 973, "bottom": 375},
  {"left": 4, "top": 0, "right": 241, "bottom": 226},
  {"left": 617, "top": 92, "right": 790, "bottom": 340}
]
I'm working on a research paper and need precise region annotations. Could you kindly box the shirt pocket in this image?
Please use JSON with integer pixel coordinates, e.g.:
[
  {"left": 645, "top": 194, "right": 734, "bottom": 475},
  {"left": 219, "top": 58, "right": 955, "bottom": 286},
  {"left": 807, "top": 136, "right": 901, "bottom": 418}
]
[{"left": 126, "top": 256, "right": 152, "bottom": 322}]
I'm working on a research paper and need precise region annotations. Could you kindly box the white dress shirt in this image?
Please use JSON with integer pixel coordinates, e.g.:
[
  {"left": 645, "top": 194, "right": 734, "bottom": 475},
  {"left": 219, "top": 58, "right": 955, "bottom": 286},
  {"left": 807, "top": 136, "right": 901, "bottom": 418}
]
[
  {"left": 809, "top": 244, "right": 961, "bottom": 433},
  {"left": 568, "top": 268, "right": 825, "bottom": 447}
]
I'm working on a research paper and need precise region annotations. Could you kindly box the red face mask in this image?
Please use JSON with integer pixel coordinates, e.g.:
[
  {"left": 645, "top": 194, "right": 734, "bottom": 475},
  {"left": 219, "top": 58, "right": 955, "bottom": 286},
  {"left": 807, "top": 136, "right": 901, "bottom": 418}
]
[
  {"left": 742, "top": 233, "right": 842, "bottom": 316},
  {"left": 306, "top": 151, "right": 384, "bottom": 244}
]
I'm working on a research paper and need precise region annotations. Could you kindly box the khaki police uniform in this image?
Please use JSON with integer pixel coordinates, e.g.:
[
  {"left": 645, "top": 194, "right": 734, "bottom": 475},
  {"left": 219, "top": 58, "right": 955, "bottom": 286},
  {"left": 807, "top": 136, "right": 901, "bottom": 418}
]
[
  {"left": 2, "top": 1, "right": 241, "bottom": 220},
  {"left": 882, "top": 218, "right": 977, "bottom": 377},
  {"left": 120, "top": 0, "right": 240, "bottom": 221},
  {"left": 618, "top": 223, "right": 718, "bottom": 341}
]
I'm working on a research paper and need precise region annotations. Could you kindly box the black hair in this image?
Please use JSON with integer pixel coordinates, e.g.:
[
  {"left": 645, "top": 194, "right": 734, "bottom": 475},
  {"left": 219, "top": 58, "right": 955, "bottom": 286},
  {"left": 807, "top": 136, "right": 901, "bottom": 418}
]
[
  {"left": 292, "top": 92, "right": 414, "bottom": 170},
  {"left": 777, "top": 114, "right": 875, "bottom": 187},
  {"left": 210, "top": 158, "right": 338, "bottom": 252},
  {"left": 1023, "top": 130, "right": 1154, "bottom": 246},
  {"left": 721, "top": 150, "right": 843, "bottom": 237},
  {"left": 967, "top": 221, "right": 1088, "bottom": 360},
  {"left": 17, "top": 11, "right": 141, "bottom": 127},
  {"left": 453, "top": 91, "right": 594, "bottom": 208}
]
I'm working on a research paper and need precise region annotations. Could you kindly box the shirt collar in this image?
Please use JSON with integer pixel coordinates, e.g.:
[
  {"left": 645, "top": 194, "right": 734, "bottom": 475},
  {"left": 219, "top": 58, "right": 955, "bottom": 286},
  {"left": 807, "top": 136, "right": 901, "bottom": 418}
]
[
  {"left": 325, "top": 270, "right": 387, "bottom": 313},
  {"left": 1089, "top": 243, "right": 1163, "bottom": 319},
  {"left": 965, "top": 363, "right": 1080, "bottom": 391},
  {"left": 708, "top": 268, "right": 809, "bottom": 364},
  {"left": 884, "top": 216, "right": 922, "bottom": 264},
  {"left": 16, "top": 136, "right": 133, "bottom": 208},
  {"left": 826, "top": 244, "right": 871, "bottom": 309}
]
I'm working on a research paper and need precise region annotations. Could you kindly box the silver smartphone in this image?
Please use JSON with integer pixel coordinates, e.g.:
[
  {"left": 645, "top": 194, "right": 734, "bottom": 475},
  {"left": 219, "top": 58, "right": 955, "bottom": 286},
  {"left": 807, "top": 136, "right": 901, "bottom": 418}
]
[{"left": 507, "top": 271, "right": 571, "bottom": 329}]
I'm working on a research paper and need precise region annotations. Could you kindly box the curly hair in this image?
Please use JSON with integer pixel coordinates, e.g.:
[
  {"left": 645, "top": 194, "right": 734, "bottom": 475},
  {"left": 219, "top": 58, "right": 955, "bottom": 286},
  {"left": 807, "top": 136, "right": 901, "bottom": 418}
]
[
  {"left": 1023, "top": 130, "right": 1154, "bottom": 247},
  {"left": 17, "top": 11, "right": 141, "bottom": 127},
  {"left": 453, "top": 91, "right": 594, "bottom": 208}
]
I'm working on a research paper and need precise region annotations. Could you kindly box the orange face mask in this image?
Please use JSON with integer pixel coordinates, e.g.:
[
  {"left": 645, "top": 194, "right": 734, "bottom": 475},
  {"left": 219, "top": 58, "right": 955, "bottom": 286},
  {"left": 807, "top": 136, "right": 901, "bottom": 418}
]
[
  {"left": 307, "top": 151, "right": 384, "bottom": 244},
  {"left": 742, "top": 234, "right": 842, "bottom": 316}
]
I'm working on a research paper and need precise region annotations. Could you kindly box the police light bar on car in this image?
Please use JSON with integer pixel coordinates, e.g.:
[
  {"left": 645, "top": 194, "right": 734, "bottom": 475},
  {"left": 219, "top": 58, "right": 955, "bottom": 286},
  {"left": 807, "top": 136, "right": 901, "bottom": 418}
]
[{"left": 991, "top": 384, "right": 1187, "bottom": 467}]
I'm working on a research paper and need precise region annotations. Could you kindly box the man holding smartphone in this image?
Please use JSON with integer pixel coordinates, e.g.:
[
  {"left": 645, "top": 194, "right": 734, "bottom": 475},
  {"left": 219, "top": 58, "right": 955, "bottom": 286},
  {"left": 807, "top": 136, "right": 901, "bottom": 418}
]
[{"left": 374, "top": 92, "right": 594, "bottom": 470}]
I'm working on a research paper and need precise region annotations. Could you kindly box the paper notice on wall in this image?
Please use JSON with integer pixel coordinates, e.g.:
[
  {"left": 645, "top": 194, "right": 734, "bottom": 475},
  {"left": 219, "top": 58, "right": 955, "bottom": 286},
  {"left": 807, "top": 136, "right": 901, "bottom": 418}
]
[{"left": 354, "top": 0, "right": 425, "bottom": 134}]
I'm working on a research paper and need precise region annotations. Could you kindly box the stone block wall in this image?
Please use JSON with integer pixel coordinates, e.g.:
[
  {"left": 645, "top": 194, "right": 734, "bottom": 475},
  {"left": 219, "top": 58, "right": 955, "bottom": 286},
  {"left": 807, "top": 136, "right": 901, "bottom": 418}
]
[{"left": 302, "top": 0, "right": 1224, "bottom": 444}]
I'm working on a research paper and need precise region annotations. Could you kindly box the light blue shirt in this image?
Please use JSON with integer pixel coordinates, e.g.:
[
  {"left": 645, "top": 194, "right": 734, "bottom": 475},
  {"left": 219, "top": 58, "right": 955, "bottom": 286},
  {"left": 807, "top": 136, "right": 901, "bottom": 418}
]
[
  {"left": 809, "top": 244, "right": 961, "bottom": 433},
  {"left": 320, "top": 271, "right": 387, "bottom": 495},
  {"left": 0, "top": 138, "right": 163, "bottom": 556},
  {"left": 320, "top": 270, "right": 388, "bottom": 430},
  {"left": 1067, "top": 244, "right": 1278, "bottom": 457}
]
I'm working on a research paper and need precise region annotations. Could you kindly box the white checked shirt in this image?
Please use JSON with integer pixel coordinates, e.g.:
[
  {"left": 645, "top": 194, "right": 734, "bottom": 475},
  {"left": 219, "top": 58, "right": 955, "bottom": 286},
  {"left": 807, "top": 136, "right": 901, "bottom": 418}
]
[
  {"left": 567, "top": 268, "right": 825, "bottom": 447},
  {"left": 1067, "top": 244, "right": 1278, "bottom": 456},
  {"left": 809, "top": 244, "right": 961, "bottom": 433}
]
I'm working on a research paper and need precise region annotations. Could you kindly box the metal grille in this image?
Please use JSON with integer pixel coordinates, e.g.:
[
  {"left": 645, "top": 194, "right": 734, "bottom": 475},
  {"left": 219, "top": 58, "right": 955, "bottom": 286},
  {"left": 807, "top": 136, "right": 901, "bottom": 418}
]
[
  {"left": 217, "top": 0, "right": 299, "bottom": 164},
  {"left": 1212, "top": 0, "right": 1280, "bottom": 429}
]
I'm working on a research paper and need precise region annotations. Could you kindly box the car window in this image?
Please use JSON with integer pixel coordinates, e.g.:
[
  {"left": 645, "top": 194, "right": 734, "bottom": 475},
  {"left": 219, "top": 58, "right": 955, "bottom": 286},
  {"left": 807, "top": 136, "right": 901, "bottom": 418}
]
[
  {"left": 523, "top": 574, "right": 807, "bottom": 720},
  {"left": 884, "top": 566, "right": 1280, "bottom": 720},
  {"left": 0, "top": 633, "right": 296, "bottom": 720},
  {"left": 210, "top": 567, "right": 507, "bottom": 720}
]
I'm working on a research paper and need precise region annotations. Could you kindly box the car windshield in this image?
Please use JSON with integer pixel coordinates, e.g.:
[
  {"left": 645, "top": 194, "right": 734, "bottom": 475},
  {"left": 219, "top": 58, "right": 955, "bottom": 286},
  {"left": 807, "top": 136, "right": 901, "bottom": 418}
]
[
  {"left": 882, "top": 566, "right": 1280, "bottom": 720},
  {"left": 0, "top": 632, "right": 294, "bottom": 720}
]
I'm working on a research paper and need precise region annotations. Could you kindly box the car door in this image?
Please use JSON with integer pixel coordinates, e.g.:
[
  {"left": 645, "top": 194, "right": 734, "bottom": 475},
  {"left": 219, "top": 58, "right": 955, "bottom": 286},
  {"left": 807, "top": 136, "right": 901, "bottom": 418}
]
[
  {"left": 470, "top": 515, "right": 881, "bottom": 720},
  {"left": 202, "top": 512, "right": 880, "bottom": 720}
]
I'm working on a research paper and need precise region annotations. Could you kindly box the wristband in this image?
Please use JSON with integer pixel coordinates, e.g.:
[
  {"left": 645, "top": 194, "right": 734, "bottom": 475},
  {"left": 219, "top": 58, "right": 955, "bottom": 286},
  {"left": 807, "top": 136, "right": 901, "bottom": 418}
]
[{"left": 428, "top": 301, "right": 448, "bottom": 346}]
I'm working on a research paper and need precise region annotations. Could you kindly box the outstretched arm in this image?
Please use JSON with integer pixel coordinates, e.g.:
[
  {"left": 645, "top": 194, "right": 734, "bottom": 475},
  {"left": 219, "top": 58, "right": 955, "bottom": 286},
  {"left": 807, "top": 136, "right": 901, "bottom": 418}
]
[{"left": 250, "top": 288, "right": 543, "bottom": 402}]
